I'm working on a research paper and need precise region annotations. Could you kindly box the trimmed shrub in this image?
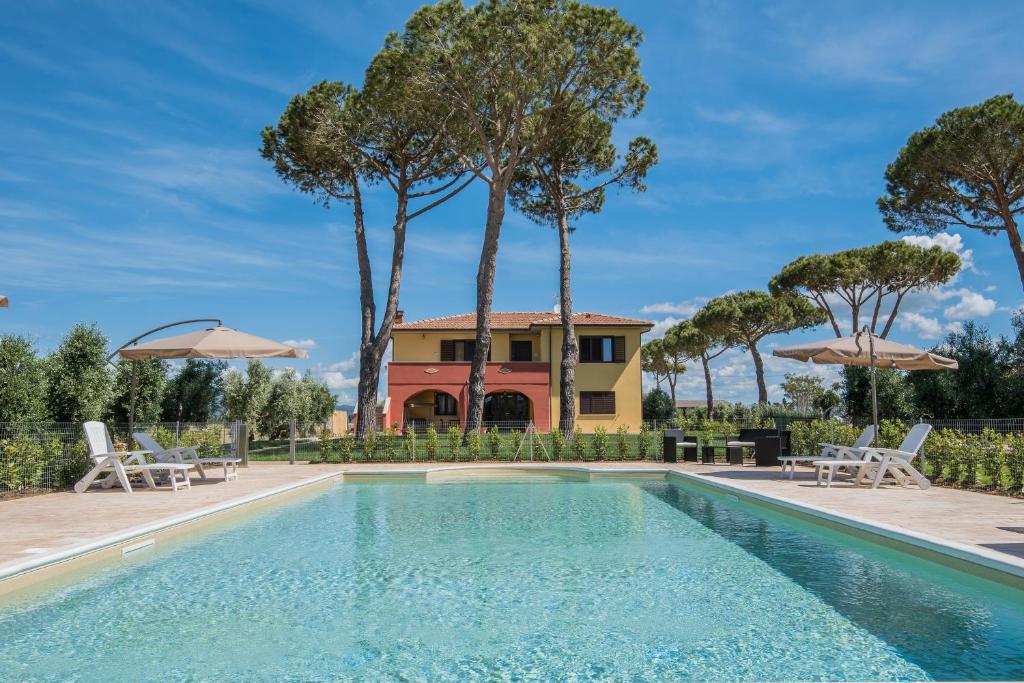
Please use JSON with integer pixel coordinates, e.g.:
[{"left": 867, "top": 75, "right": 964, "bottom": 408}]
[
  {"left": 637, "top": 423, "right": 653, "bottom": 459},
  {"left": 592, "top": 426, "right": 608, "bottom": 460},
  {"left": 571, "top": 428, "right": 587, "bottom": 460},
  {"left": 486, "top": 426, "right": 501, "bottom": 460},
  {"left": 447, "top": 426, "right": 462, "bottom": 461},
  {"left": 550, "top": 430, "right": 566, "bottom": 460},
  {"left": 509, "top": 429, "right": 524, "bottom": 459},
  {"left": 1005, "top": 434, "right": 1024, "bottom": 496},
  {"left": 337, "top": 433, "right": 355, "bottom": 462},
  {"left": 425, "top": 425, "right": 439, "bottom": 460},
  {"left": 615, "top": 425, "right": 630, "bottom": 460},
  {"left": 403, "top": 428, "right": 418, "bottom": 460},
  {"left": 466, "top": 430, "right": 482, "bottom": 460}
]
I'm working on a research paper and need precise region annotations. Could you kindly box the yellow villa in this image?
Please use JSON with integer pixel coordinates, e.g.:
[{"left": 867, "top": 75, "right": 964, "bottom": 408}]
[{"left": 385, "top": 311, "right": 652, "bottom": 432}]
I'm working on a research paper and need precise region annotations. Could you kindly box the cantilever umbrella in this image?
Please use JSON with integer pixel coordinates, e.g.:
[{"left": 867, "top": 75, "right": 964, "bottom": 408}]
[
  {"left": 118, "top": 325, "right": 309, "bottom": 360},
  {"left": 114, "top": 323, "right": 308, "bottom": 435},
  {"left": 773, "top": 329, "right": 957, "bottom": 441}
]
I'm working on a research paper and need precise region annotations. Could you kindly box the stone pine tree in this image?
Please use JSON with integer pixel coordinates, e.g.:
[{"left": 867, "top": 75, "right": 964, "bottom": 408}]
[
  {"left": 262, "top": 39, "right": 473, "bottom": 437},
  {"left": 770, "top": 241, "right": 960, "bottom": 338},
  {"left": 693, "top": 291, "right": 826, "bottom": 404},
  {"left": 640, "top": 333, "right": 685, "bottom": 408},
  {"left": 403, "top": 0, "right": 649, "bottom": 435},
  {"left": 669, "top": 319, "right": 732, "bottom": 419},
  {"left": 511, "top": 116, "right": 655, "bottom": 434},
  {"left": 878, "top": 94, "right": 1024, "bottom": 292}
]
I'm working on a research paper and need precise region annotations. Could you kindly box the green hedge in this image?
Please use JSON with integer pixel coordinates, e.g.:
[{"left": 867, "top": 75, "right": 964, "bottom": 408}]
[{"left": 0, "top": 437, "right": 88, "bottom": 491}]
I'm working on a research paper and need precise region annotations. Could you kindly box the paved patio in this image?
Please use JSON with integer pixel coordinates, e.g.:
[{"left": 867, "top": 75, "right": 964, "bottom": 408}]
[{"left": 2, "top": 461, "right": 1022, "bottom": 580}]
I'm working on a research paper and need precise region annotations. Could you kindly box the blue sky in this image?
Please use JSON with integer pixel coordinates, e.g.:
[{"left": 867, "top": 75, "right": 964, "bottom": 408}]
[{"left": 2, "top": 0, "right": 1023, "bottom": 406}]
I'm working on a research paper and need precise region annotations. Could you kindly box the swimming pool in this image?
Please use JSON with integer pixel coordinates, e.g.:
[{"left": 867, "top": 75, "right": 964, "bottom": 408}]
[{"left": 1, "top": 476, "right": 1022, "bottom": 681}]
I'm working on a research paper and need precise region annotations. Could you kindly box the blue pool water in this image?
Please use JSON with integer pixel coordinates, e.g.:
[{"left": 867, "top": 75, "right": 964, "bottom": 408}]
[{"left": 1, "top": 477, "right": 1023, "bottom": 681}]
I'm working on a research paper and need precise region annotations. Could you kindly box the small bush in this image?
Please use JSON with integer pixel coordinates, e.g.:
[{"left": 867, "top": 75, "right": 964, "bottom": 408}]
[
  {"left": 592, "top": 426, "right": 608, "bottom": 460},
  {"left": 425, "top": 425, "right": 439, "bottom": 460},
  {"left": 550, "top": 430, "right": 566, "bottom": 460},
  {"left": 317, "top": 427, "right": 333, "bottom": 462},
  {"left": 615, "top": 425, "right": 630, "bottom": 460},
  {"left": 403, "top": 428, "right": 418, "bottom": 460},
  {"left": 486, "top": 426, "right": 501, "bottom": 459},
  {"left": 363, "top": 431, "right": 378, "bottom": 461},
  {"left": 572, "top": 428, "right": 587, "bottom": 460},
  {"left": 447, "top": 426, "right": 462, "bottom": 461},
  {"left": 337, "top": 433, "right": 355, "bottom": 462},
  {"left": 637, "top": 423, "right": 653, "bottom": 459},
  {"left": 382, "top": 429, "right": 397, "bottom": 461},
  {"left": 1005, "top": 434, "right": 1024, "bottom": 496},
  {"left": 977, "top": 428, "right": 1002, "bottom": 487},
  {"left": 509, "top": 429, "right": 524, "bottom": 459},
  {"left": 466, "top": 430, "right": 482, "bottom": 460}
]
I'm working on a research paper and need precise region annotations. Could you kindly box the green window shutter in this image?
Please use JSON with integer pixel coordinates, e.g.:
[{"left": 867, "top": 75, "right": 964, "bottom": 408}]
[
  {"left": 440, "top": 340, "right": 455, "bottom": 362},
  {"left": 613, "top": 336, "right": 626, "bottom": 363}
]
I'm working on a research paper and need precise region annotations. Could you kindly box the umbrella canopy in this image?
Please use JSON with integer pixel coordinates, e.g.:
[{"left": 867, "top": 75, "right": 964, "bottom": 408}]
[
  {"left": 118, "top": 325, "right": 309, "bottom": 360},
  {"left": 773, "top": 332, "right": 958, "bottom": 371},
  {"left": 0, "top": 295, "right": 8, "bottom": 308},
  {"left": 773, "top": 330, "right": 956, "bottom": 443}
]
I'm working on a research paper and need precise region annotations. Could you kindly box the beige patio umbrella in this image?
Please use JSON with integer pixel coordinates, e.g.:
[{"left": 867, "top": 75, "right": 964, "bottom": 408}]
[
  {"left": 112, "top": 321, "right": 308, "bottom": 435},
  {"left": 773, "top": 328, "right": 957, "bottom": 441},
  {"left": 118, "top": 325, "right": 309, "bottom": 360},
  {"left": 0, "top": 295, "right": 8, "bottom": 308}
]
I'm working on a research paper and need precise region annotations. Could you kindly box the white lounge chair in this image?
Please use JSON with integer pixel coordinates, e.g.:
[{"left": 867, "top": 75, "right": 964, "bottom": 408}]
[
  {"left": 75, "top": 422, "right": 194, "bottom": 494},
  {"left": 133, "top": 432, "right": 240, "bottom": 481},
  {"left": 777, "top": 425, "right": 877, "bottom": 479},
  {"left": 814, "top": 423, "right": 932, "bottom": 489}
]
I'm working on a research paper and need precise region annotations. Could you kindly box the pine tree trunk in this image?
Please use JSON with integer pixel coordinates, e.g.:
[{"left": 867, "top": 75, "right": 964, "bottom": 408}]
[
  {"left": 350, "top": 184, "right": 378, "bottom": 438},
  {"left": 557, "top": 211, "right": 577, "bottom": 436},
  {"left": 750, "top": 343, "right": 768, "bottom": 404},
  {"left": 464, "top": 189, "right": 506, "bottom": 436},
  {"left": 702, "top": 355, "right": 714, "bottom": 418},
  {"left": 354, "top": 188, "right": 411, "bottom": 437},
  {"left": 1005, "top": 215, "right": 1024, "bottom": 293}
]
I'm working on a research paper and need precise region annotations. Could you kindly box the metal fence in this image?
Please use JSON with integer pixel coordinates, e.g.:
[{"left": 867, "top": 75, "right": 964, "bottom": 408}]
[{"left": 0, "top": 421, "right": 232, "bottom": 494}]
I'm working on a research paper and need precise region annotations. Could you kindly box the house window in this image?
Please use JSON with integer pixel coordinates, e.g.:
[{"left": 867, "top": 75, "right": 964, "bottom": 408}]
[
  {"left": 580, "top": 391, "right": 616, "bottom": 414},
  {"left": 434, "top": 393, "right": 457, "bottom": 416},
  {"left": 579, "top": 336, "right": 625, "bottom": 363},
  {"left": 440, "top": 340, "right": 490, "bottom": 362},
  {"left": 510, "top": 340, "right": 532, "bottom": 361}
]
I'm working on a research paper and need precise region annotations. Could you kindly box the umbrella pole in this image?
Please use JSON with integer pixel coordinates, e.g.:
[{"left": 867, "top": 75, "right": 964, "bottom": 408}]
[
  {"left": 128, "top": 360, "right": 139, "bottom": 441},
  {"left": 867, "top": 329, "right": 878, "bottom": 446}
]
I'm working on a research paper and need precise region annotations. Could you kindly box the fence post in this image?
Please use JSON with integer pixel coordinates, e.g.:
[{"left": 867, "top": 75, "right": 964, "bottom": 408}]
[
  {"left": 289, "top": 419, "right": 296, "bottom": 465},
  {"left": 174, "top": 421, "right": 181, "bottom": 447},
  {"left": 238, "top": 423, "right": 249, "bottom": 467}
]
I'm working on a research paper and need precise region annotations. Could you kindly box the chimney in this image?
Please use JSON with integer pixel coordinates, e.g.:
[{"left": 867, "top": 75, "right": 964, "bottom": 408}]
[{"left": 395, "top": 310, "right": 405, "bottom": 325}]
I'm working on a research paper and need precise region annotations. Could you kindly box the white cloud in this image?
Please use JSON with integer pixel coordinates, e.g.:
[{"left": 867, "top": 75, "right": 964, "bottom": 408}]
[
  {"left": 322, "top": 372, "right": 358, "bottom": 391},
  {"left": 900, "top": 232, "right": 975, "bottom": 271},
  {"left": 943, "top": 291, "right": 997, "bottom": 321},
  {"left": 327, "top": 352, "right": 359, "bottom": 373},
  {"left": 695, "top": 107, "right": 800, "bottom": 135},
  {"left": 281, "top": 338, "right": 317, "bottom": 350},
  {"left": 640, "top": 299, "right": 706, "bottom": 317},
  {"left": 646, "top": 316, "right": 684, "bottom": 339},
  {"left": 898, "top": 313, "right": 952, "bottom": 340}
]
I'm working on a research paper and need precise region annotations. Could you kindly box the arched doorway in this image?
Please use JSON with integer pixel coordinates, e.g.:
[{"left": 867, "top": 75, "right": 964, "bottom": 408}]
[
  {"left": 483, "top": 391, "right": 531, "bottom": 425},
  {"left": 403, "top": 389, "right": 459, "bottom": 431}
]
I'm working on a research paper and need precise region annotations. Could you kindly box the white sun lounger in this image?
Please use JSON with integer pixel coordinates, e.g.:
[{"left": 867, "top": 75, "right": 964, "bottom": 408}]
[
  {"left": 133, "top": 432, "right": 240, "bottom": 481},
  {"left": 777, "top": 425, "right": 877, "bottom": 479},
  {"left": 813, "top": 423, "right": 932, "bottom": 490},
  {"left": 75, "top": 422, "right": 194, "bottom": 494}
]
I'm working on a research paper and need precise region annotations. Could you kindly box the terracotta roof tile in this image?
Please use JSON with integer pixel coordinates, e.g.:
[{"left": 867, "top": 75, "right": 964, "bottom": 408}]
[{"left": 394, "top": 311, "right": 652, "bottom": 331}]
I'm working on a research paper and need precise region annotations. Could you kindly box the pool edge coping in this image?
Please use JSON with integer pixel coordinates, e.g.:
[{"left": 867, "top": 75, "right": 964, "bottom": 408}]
[{"left": 0, "top": 471, "right": 341, "bottom": 584}]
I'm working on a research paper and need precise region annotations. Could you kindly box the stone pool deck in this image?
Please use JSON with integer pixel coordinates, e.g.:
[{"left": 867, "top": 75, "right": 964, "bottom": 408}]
[{"left": 2, "top": 461, "right": 1023, "bottom": 581}]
